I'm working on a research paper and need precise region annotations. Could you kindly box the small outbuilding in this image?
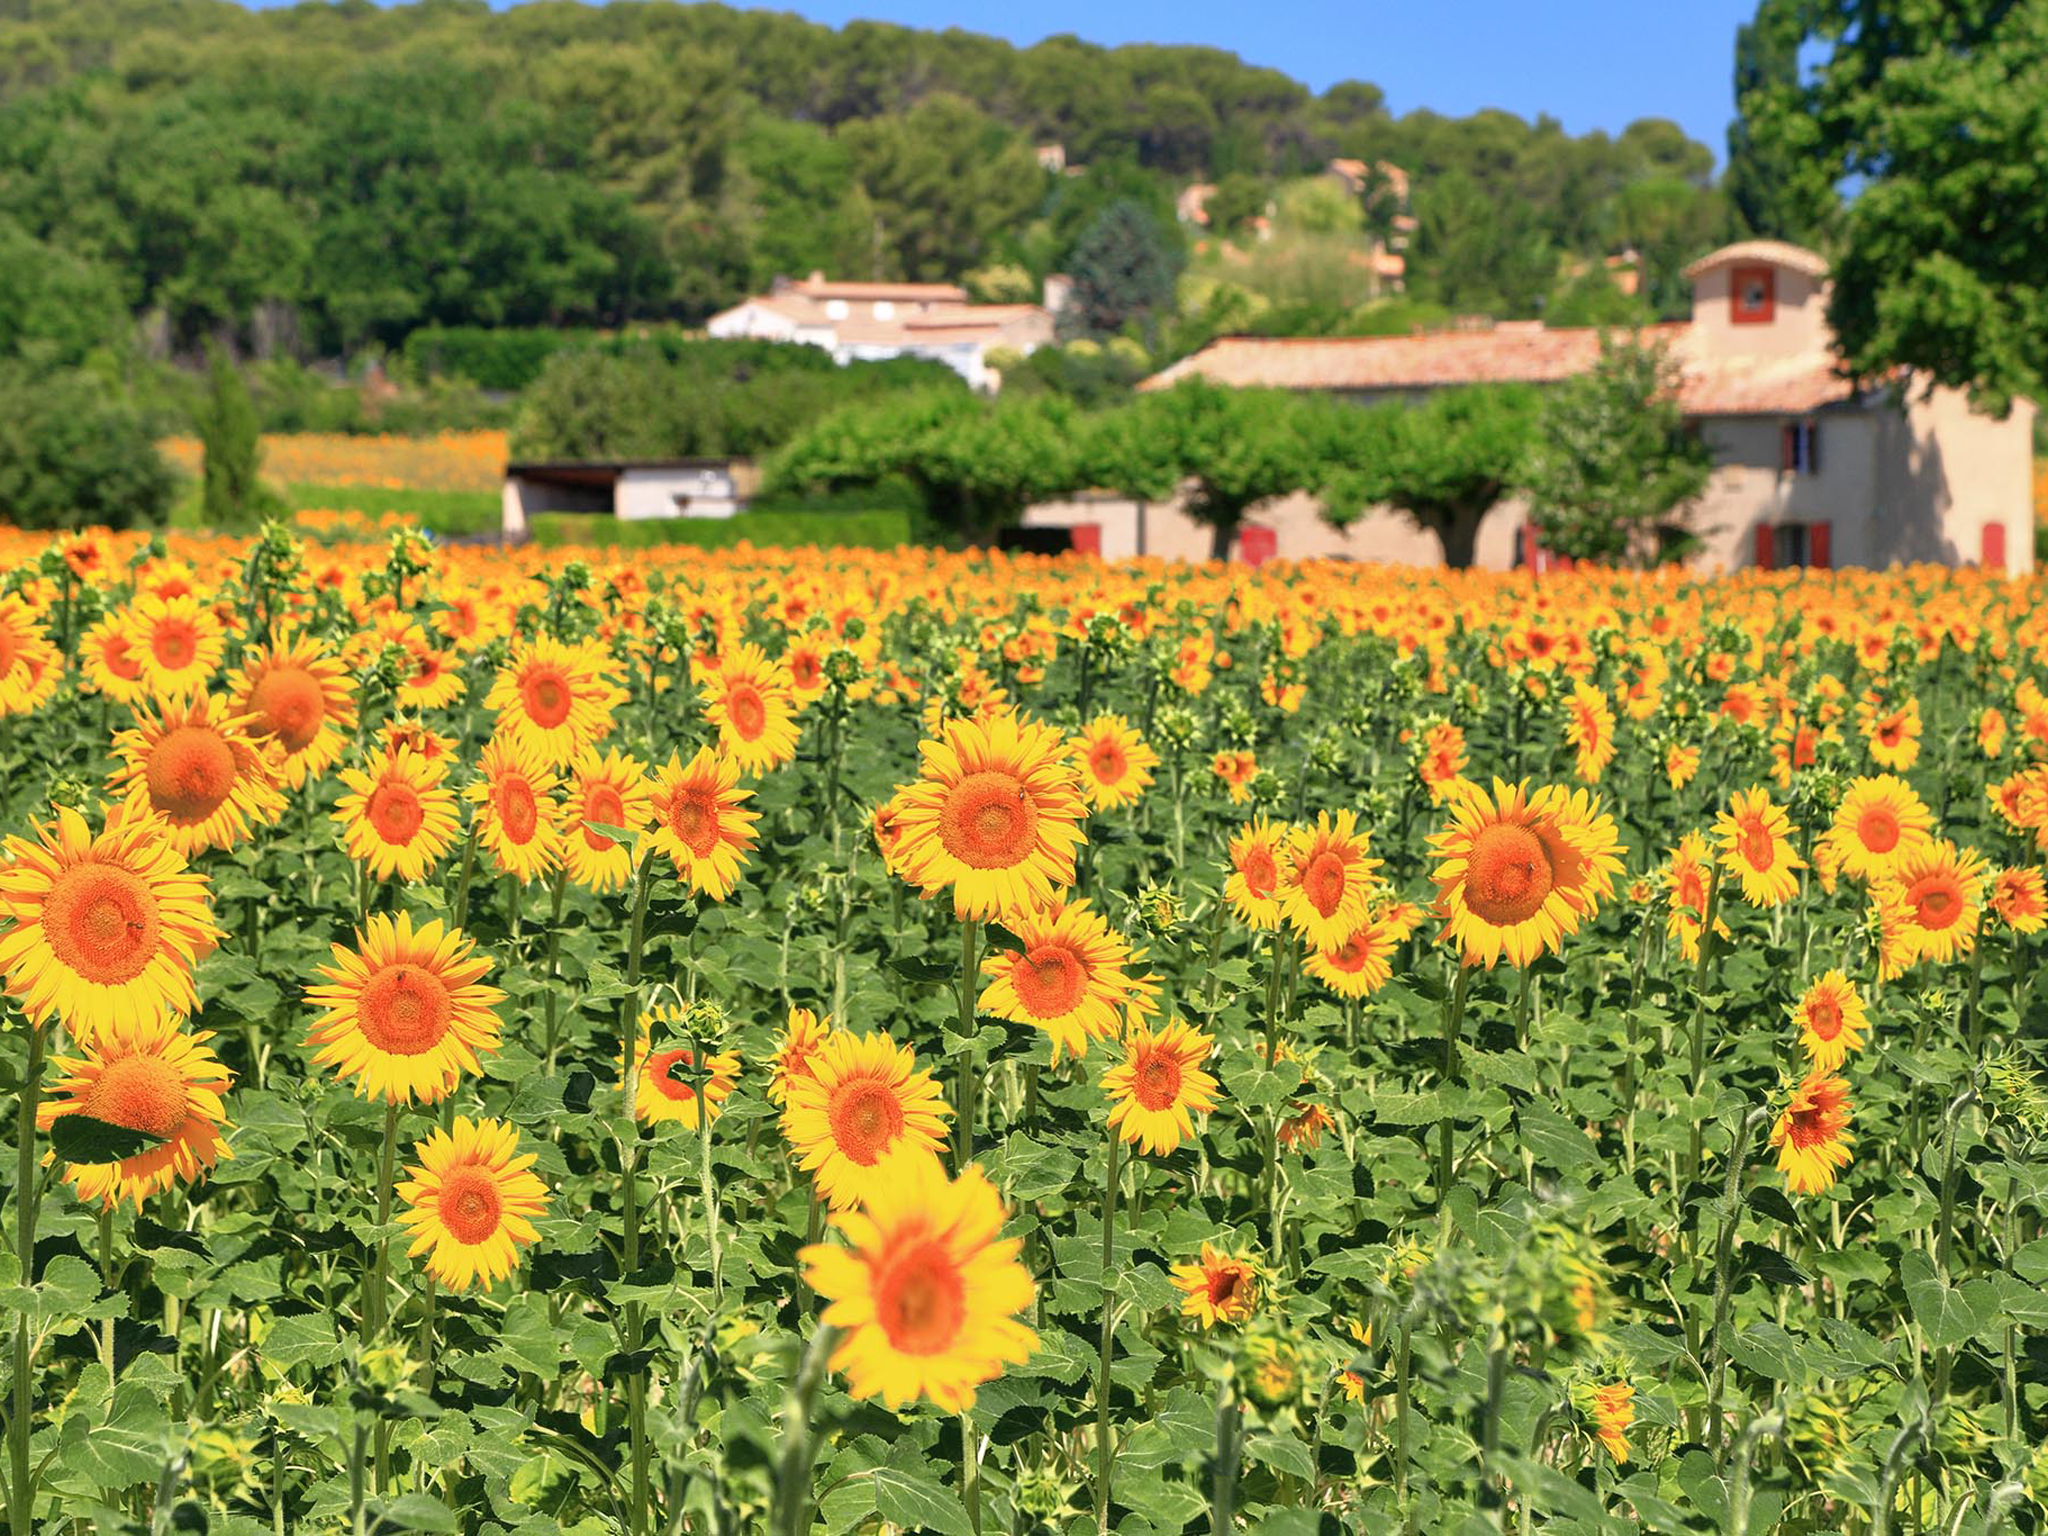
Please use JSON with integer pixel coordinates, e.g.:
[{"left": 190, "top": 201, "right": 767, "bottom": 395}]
[{"left": 501, "top": 458, "right": 760, "bottom": 539}]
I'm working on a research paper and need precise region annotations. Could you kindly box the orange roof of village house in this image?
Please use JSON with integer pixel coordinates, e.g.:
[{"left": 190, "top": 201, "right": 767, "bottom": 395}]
[{"left": 1140, "top": 323, "right": 1862, "bottom": 416}]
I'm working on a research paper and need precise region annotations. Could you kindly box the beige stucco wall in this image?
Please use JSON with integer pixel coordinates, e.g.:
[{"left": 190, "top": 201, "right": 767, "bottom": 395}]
[{"left": 1687, "top": 266, "right": 1830, "bottom": 361}]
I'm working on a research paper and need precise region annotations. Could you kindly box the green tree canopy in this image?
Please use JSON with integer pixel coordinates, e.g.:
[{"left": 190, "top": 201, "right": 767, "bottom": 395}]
[
  {"left": 1061, "top": 200, "right": 1181, "bottom": 341},
  {"left": 0, "top": 365, "right": 174, "bottom": 531}
]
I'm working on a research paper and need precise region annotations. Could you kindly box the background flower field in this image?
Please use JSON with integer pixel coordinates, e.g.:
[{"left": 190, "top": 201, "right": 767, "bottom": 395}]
[{"left": 0, "top": 527, "right": 2042, "bottom": 1535}]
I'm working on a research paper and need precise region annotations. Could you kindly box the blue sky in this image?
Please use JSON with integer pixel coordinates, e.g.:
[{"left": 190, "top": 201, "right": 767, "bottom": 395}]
[{"left": 243, "top": 0, "right": 1762, "bottom": 160}]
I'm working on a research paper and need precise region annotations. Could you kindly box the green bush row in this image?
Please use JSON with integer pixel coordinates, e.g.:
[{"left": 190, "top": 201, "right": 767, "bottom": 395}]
[{"left": 527, "top": 511, "right": 911, "bottom": 551}]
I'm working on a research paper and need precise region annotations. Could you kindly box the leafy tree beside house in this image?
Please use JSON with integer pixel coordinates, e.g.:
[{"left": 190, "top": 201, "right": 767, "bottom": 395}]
[
  {"left": 1522, "top": 337, "right": 1710, "bottom": 565},
  {"left": 1061, "top": 201, "right": 1182, "bottom": 343}
]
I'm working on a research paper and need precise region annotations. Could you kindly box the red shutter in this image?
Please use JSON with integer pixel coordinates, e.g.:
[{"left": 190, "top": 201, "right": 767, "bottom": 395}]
[
  {"left": 1069, "top": 523, "right": 1102, "bottom": 557},
  {"left": 1806, "top": 423, "right": 1820, "bottom": 474},
  {"left": 1520, "top": 523, "right": 1540, "bottom": 570},
  {"left": 1809, "top": 521, "right": 1831, "bottom": 569},
  {"left": 1983, "top": 522, "right": 2007, "bottom": 572},
  {"left": 1239, "top": 526, "right": 1277, "bottom": 566},
  {"left": 1754, "top": 525, "right": 1775, "bottom": 570},
  {"left": 1780, "top": 425, "right": 1797, "bottom": 473}
]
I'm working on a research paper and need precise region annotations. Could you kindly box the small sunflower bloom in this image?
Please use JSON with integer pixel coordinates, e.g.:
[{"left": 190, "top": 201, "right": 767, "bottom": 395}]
[
  {"left": 1170, "top": 1242, "right": 1260, "bottom": 1328},
  {"left": 1771, "top": 1070, "right": 1854, "bottom": 1194},
  {"left": 1101, "top": 1019, "right": 1219, "bottom": 1156},
  {"left": 37, "top": 1016, "right": 234, "bottom": 1208},
  {"left": 1713, "top": 786, "right": 1804, "bottom": 908},
  {"left": 396, "top": 1116, "right": 549, "bottom": 1291},
  {"left": 1069, "top": 715, "right": 1159, "bottom": 811},
  {"left": 1792, "top": 970, "right": 1869, "bottom": 1071},
  {"left": 781, "top": 1031, "right": 952, "bottom": 1210}
]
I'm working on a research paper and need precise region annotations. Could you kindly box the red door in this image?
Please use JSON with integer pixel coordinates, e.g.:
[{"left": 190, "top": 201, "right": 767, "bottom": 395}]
[
  {"left": 1982, "top": 522, "right": 2007, "bottom": 572},
  {"left": 1069, "top": 523, "right": 1102, "bottom": 557},
  {"left": 1809, "top": 521, "right": 1831, "bottom": 570},
  {"left": 1238, "top": 526, "right": 1277, "bottom": 566},
  {"left": 1753, "top": 525, "right": 1775, "bottom": 570}
]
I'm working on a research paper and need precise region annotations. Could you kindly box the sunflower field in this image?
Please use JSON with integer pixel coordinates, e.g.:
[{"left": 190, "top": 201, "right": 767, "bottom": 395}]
[{"left": 0, "top": 523, "right": 2045, "bottom": 1535}]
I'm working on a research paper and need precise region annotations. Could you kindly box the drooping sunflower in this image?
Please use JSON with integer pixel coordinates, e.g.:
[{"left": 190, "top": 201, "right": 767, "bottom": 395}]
[
  {"left": 647, "top": 746, "right": 759, "bottom": 899},
  {"left": 110, "top": 694, "right": 286, "bottom": 858},
  {"left": 767, "top": 1006, "right": 833, "bottom": 1107},
  {"left": 1277, "top": 810, "right": 1381, "bottom": 950},
  {"left": 396, "top": 1116, "right": 549, "bottom": 1291},
  {"left": 484, "top": 636, "right": 624, "bottom": 769},
  {"left": 1101, "top": 1019, "right": 1220, "bottom": 1156},
  {"left": 1278, "top": 1101, "right": 1336, "bottom": 1150},
  {"left": 871, "top": 791, "right": 912, "bottom": 877},
  {"left": 1564, "top": 681, "right": 1617, "bottom": 784},
  {"left": 335, "top": 748, "right": 462, "bottom": 883},
  {"left": 131, "top": 593, "right": 224, "bottom": 701},
  {"left": 700, "top": 643, "right": 802, "bottom": 776},
  {"left": 562, "top": 747, "right": 653, "bottom": 893},
  {"left": 1791, "top": 970, "right": 1869, "bottom": 1071},
  {"left": 1584, "top": 1383, "right": 1636, "bottom": 1464},
  {"left": 37, "top": 1015, "right": 234, "bottom": 1208},
  {"left": 79, "top": 613, "right": 150, "bottom": 708},
  {"left": 1224, "top": 817, "right": 1288, "bottom": 930},
  {"left": 781, "top": 1030, "right": 952, "bottom": 1210},
  {"left": 226, "top": 632, "right": 358, "bottom": 788},
  {"left": 1713, "top": 786, "right": 1805, "bottom": 909},
  {"left": 1992, "top": 866, "right": 2047, "bottom": 934},
  {"left": 621, "top": 1004, "right": 741, "bottom": 1128},
  {"left": 1169, "top": 1243, "right": 1260, "bottom": 1328},
  {"left": 800, "top": 1155, "right": 1036, "bottom": 1412},
  {"left": 305, "top": 911, "right": 506, "bottom": 1104},
  {"left": 1771, "top": 1069, "right": 1853, "bottom": 1194},
  {"left": 1873, "top": 839, "right": 1986, "bottom": 974},
  {"left": 1212, "top": 750, "right": 1258, "bottom": 804},
  {"left": 1824, "top": 775, "right": 1934, "bottom": 885},
  {"left": 891, "top": 713, "right": 1087, "bottom": 920},
  {"left": 978, "top": 897, "right": 1142, "bottom": 1063},
  {"left": 1069, "top": 715, "right": 1159, "bottom": 811},
  {"left": 0, "top": 802, "right": 219, "bottom": 1040},
  {"left": 1430, "top": 780, "right": 1626, "bottom": 968},
  {"left": 465, "top": 734, "right": 563, "bottom": 884}
]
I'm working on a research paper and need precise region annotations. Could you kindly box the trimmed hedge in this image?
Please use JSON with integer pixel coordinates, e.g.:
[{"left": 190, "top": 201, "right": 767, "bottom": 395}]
[
  {"left": 284, "top": 483, "right": 500, "bottom": 536},
  {"left": 528, "top": 511, "right": 912, "bottom": 550}
]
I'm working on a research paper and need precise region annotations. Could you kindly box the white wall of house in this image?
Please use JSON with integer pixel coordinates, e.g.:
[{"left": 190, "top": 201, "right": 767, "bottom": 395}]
[
  {"left": 502, "top": 475, "right": 610, "bottom": 538},
  {"left": 616, "top": 467, "right": 744, "bottom": 521}
]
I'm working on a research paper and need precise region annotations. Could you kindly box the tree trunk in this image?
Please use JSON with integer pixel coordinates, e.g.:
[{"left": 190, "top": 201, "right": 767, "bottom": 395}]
[
  {"left": 1436, "top": 509, "right": 1482, "bottom": 569},
  {"left": 1209, "top": 520, "right": 1235, "bottom": 562}
]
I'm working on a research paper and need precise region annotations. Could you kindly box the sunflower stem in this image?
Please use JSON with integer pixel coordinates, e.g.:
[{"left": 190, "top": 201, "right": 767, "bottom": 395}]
[
  {"left": 1964, "top": 910, "right": 1990, "bottom": 1055},
  {"left": 1510, "top": 964, "right": 1534, "bottom": 1052},
  {"left": 541, "top": 869, "right": 568, "bottom": 1073},
  {"left": 698, "top": 1055, "right": 721, "bottom": 1305},
  {"left": 1685, "top": 861, "right": 1726, "bottom": 1192},
  {"left": 1703, "top": 1104, "right": 1771, "bottom": 1457},
  {"left": 1435, "top": 964, "right": 1475, "bottom": 1213},
  {"left": 1094, "top": 1122, "right": 1122, "bottom": 1530},
  {"left": 955, "top": 917, "right": 979, "bottom": 1164},
  {"left": 1210, "top": 1374, "right": 1240, "bottom": 1536},
  {"left": 9, "top": 1019, "right": 43, "bottom": 1536},
  {"left": 619, "top": 846, "right": 656, "bottom": 1536},
  {"left": 770, "top": 1323, "right": 839, "bottom": 1536},
  {"left": 367, "top": 1099, "right": 399, "bottom": 1495},
  {"left": 451, "top": 824, "right": 478, "bottom": 933},
  {"left": 96, "top": 1206, "right": 115, "bottom": 1379}
]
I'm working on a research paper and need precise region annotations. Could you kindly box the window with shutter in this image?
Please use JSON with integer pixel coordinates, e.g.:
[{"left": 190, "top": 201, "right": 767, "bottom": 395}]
[
  {"left": 1754, "top": 525, "right": 1775, "bottom": 570},
  {"left": 1731, "top": 265, "right": 1776, "bottom": 324}
]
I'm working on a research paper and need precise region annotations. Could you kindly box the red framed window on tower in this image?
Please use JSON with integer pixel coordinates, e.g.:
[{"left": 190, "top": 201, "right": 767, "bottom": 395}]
[{"left": 1730, "top": 264, "right": 1776, "bottom": 324}]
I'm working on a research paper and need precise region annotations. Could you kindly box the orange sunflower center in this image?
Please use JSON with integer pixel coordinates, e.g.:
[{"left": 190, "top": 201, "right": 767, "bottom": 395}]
[
  {"left": 357, "top": 964, "right": 453, "bottom": 1055},
  {"left": 726, "top": 682, "right": 768, "bottom": 741},
  {"left": 667, "top": 787, "right": 720, "bottom": 858},
  {"left": 103, "top": 636, "right": 141, "bottom": 681},
  {"left": 1907, "top": 874, "right": 1965, "bottom": 930},
  {"left": 1806, "top": 994, "right": 1844, "bottom": 1040},
  {"left": 582, "top": 783, "right": 624, "bottom": 850},
  {"left": 1013, "top": 944, "right": 1086, "bottom": 1018},
  {"left": 82, "top": 1054, "right": 188, "bottom": 1140},
  {"left": 145, "top": 726, "right": 237, "bottom": 824},
  {"left": 1208, "top": 1267, "right": 1245, "bottom": 1305},
  {"left": 150, "top": 620, "right": 198, "bottom": 669},
  {"left": 828, "top": 1077, "right": 904, "bottom": 1166},
  {"left": 522, "top": 669, "right": 573, "bottom": 729},
  {"left": 649, "top": 1047, "right": 700, "bottom": 1102},
  {"left": 1855, "top": 806, "right": 1901, "bottom": 855},
  {"left": 872, "top": 1238, "right": 967, "bottom": 1356},
  {"left": 367, "top": 779, "right": 426, "bottom": 846},
  {"left": 1787, "top": 1094, "right": 1845, "bottom": 1147},
  {"left": 1737, "top": 817, "right": 1777, "bottom": 873},
  {"left": 1325, "top": 936, "right": 1370, "bottom": 973},
  {"left": 250, "top": 665, "right": 326, "bottom": 751},
  {"left": 1089, "top": 738, "right": 1128, "bottom": 784},
  {"left": 1464, "top": 822, "right": 1554, "bottom": 926},
  {"left": 1131, "top": 1047, "right": 1183, "bottom": 1111},
  {"left": 791, "top": 652, "right": 822, "bottom": 689},
  {"left": 437, "top": 1165, "right": 504, "bottom": 1245},
  {"left": 42, "top": 862, "right": 161, "bottom": 985},
  {"left": 1239, "top": 846, "right": 1277, "bottom": 899},
  {"left": 937, "top": 770, "right": 1039, "bottom": 870},
  {"left": 1301, "top": 849, "right": 1349, "bottom": 918},
  {"left": 494, "top": 775, "right": 539, "bottom": 844}
]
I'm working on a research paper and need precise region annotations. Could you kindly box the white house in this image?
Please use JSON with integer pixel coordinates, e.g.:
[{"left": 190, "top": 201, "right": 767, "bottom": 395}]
[{"left": 501, "top": 458, "right": 759, "bottom": 539}]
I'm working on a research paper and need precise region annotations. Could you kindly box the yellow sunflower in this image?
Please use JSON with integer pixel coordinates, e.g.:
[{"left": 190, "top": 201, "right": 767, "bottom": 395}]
[
  {"left": 621, "top": 1004, "right": 740, "bottom": 1129},
  {"left": 465, "top": 734, "right": 563, "bottom": 884},
  {"left": 305, "top": 911, "right": 506, "bottom": 1104},
  {"left": 1277, "top": 810, "right": 1382, "bottom": 950},
  {"left": 131, "top": 593, "right": 224, "bottom": 701},
  {"left": 37, "top": 1015, "right": 234, "bottom": 1208},
  {"left": 1069, "top": 715, "right": 1159, "bottom": 811},
  {"left": 1224, "top": 817, "right": 1288, "bottom": 931},
  {"left": 800, "top": 1155, "right": 1036, "bottom": 1412},
  {"left": 396, "top": 1116, "right": 549, "bottom": 1291},
  {"left": 700, "top": 642, "right": 802, "bottom": 776},
  {"left": 0, "top": 802, "right": 219, "bottom": 1040},
  {"left": 1169, "top": 1243, "right": 1259, "bottom": 1328},
  {"left": 1792, "top": 970, "right": 1869, "bottom": 1071},
  {"left": 1564, "top": 681, "right": 1616, "bottom": 784},
  {"left": 1713, "top": 786, "right": 1805, "bottom": 909},
  {"left": 0, "top": 595, "right": 58, "bottom": 717},
  {"left": 1992, "top": 867, "right": 2048, "bottom": 935},
  {"left": 978, "top": 897, "right": 1142, "bottom": 1063},
  {"left": 781, "top": 1030, "right": 952, "bottom": 1210},
  {"left": 891, "top": 713, "right": 1087, "bottom": 920},
  {"left": 563, "top": 747, "right": 653, "bottom": 893},
  {"left": 226, "top": 631, "right": 358, "bottom": 788},
  {"left": 1430, "top": 779, "right": 1626, "bottom": 968},
  {"left": 79, "top": 613, "right": 150, "bottom": 708},
  {"left": 1101, "top": 1019, "right": 1219, "bottom": 1156},
  {"left": 1771, "top": 1070, "right": 1853, "bottom": 1195},
  {"left": 110, "top": 694, "right": 286, "bottom": 858},
  {"left": 767, "top": 1006, "right": 834, "bottom": 1107},
  {"left": 397, "top": 645, "right": 467, "bottom": 712},
  {"left": 1305, "top": 911, "right": 1403, "bottom": 999},
  {"left": 647, "top": 746, "right": 759, "bottom": 899},
  {"left": 335, "top": 748, "right": 462, "bottom": 883},
  {"left": 484, "top": 636, "right": 624, "bottom": 769},
  {"left": 1824, "top": 775, "right": 1934, "bottom": 886},
  {"left": 1873, "top": 840, "right": 1986, "bottom": 975}
]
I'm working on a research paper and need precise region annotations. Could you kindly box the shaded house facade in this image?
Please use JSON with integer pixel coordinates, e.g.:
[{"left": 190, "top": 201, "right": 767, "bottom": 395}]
[
  {"left": 501, "top": 458, "right": 758, "bottom": 538},
  {"left": 705, "top": 274, "right": 1055, "bottom": 392},
  {"left": 1057, "top": 241, "right": 2033, "bottom": 572}
]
